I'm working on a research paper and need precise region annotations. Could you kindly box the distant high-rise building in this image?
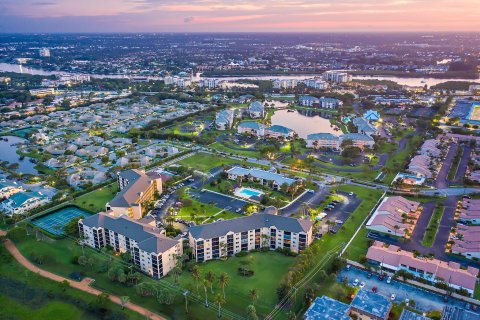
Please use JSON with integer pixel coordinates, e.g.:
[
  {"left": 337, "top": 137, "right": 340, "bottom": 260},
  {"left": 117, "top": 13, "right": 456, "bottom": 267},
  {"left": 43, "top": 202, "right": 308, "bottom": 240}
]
[
  {"left": 322, "top": 70, "right": 351, "bottom": 83},
  {"left": 39, "top": 48, "right": 51, "bottom": 57}
]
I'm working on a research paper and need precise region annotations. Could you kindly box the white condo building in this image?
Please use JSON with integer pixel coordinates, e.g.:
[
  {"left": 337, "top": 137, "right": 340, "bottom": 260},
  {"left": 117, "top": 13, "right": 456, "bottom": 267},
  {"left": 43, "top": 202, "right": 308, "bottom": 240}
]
[{"left": 79, "top": 213, "right": 182, "bottom": 279}]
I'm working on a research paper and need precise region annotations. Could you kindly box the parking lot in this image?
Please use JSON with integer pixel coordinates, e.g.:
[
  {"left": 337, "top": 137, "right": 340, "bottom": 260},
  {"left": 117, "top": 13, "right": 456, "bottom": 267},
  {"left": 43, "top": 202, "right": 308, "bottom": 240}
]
[
  {"left": 191, "top": 189, "right": 248, "bottom": 214},
  {"left": 338, "top": 267, "right": 478, "bottom": 313}
]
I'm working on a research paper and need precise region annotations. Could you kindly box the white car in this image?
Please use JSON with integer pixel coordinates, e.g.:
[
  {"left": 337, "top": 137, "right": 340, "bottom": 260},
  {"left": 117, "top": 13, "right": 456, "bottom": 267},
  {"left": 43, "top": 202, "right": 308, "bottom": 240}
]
[
  {"left": 353, "top": 279, "right": 359, "bottom": 286},
  {"left": 390, "top": 293, "right": 396, "bottom": 301},
  {"left": 359, "top": 281, "right": 366, "bottom": 289},
  {"left": 386, "top": 276, "right": 392, "bottom": 284},
  {"left": 348, "top": 192, "right": 354, "bottom": 196}
]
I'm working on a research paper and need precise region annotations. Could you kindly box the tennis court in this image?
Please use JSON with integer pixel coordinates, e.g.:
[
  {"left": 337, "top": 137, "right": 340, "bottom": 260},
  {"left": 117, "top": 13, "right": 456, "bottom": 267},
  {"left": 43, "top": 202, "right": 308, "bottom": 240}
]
[{"left": 32, "top": 206, "right": 92, "bottom": 236}]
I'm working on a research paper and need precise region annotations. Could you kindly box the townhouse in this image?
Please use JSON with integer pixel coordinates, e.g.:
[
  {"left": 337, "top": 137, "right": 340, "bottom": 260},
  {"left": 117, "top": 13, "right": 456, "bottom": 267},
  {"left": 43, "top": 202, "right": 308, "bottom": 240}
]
[
  {"left": 79, "top": 213, "right": 182, "bottom": 279},
  {"left": 0, "top": 181, "right": 25, "bottom": 199},
  {"left": 306, "top": 133, "right": 340, "bottom": 150},
  {"left": 215, "top": 109, "right": 235, "bottom": 130},
  {"left": 456, "top": 198, "right": 480, "bottom": 224},
  {"left": 366, "top": 196, "right": 421, "bottom": 238},
  {"left": 226, "top": 167, "right": 297, "bottom": 190},
  {"left": 366, "top": 241, "right": 479, "bottom": 296},
  {"left": 248, "top": 101, "right": 265, "bottom": 118},
  {"left": 450, "top": 225, "right": 480, "bottom": 260},
  {"left": 0, "top": 191, "right": 49, "bottom": 216},
  {"left": 237, "top": 121, "right": 266, "bottom": 137},
  {"left": 188, "top": 213, "right": 314, "bottom": 262},
  {"left": 106, "top": 169, "right": 162, "bottom": 220},
  {"left": 408, "top": 155, "right": 435, "bottom": 179},
  {"left": 265, "top": 125, "right": 295, "bottom": 139}
]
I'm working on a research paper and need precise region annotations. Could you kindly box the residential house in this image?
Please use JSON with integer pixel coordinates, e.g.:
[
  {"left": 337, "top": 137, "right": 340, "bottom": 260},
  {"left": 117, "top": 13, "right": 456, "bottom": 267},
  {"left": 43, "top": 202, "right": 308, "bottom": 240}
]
[
  {"left": 450, "top": 224, "right": 480, "bottom": 260},
  {"left": 215, "top": 109, "right": 234, "bottom": 130},
  {"left": 352, "top": 117, "right": 378, "bottom": 136},
  {"left": 456, "top": 198, "right": 480, "bottom": 224},
  {"left": 248, "top": 101, "right": 265, "bottom": 118},
  {"left": 0, "top": 181, "right": 25, "bottom": 199},
  {"left": 364, "top": 110, "right": 381, "bottom": 122},
  {"left": 0, "top": 191, "right": 49, "bottom": 216}
]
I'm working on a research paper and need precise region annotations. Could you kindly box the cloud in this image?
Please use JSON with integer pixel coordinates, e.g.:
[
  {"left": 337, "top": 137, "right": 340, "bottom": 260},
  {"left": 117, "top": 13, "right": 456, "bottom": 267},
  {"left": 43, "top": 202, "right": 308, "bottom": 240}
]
[{"left": 184, "top": 16, "right": 195, "bottom": 23}]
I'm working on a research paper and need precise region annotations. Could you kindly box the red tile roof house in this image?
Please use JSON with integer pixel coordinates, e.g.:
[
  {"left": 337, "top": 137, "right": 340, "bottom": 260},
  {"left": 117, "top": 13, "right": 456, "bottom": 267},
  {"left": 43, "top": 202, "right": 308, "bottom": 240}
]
[
  {"left": 449, "top": 224, "right": 480, "bottom": 260},
  {"left": 456, "top": 199, "right": 480, "bottom": 224},
  {"left": 366, "top": 241, "right": 479, "bottom": 297},
  {"left": 366, "top": 196, "right": 421, "bottom": 239}
]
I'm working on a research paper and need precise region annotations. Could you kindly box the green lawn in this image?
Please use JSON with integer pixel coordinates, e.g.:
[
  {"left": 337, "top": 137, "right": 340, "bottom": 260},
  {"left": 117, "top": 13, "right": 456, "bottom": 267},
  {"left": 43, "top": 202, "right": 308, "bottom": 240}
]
[
  {"left": 70, "top": 183, "right": 118, "bottom": 212},
  {"left": 0, "top": 240, "right": 144, "bottom": 320},
  {"left": 169, "top": 251, "right": 296, "bottom": 317},
  {"left": 447, "top": 146, "right": 463, "bottom": 181},
  {"left": 383, "top": 135, "right": 423, "bottom": 184},
  {"left": 210, "top": 142, "right": 262, "bottom": 159},
  {"left": 422, "top": 203, "right": 445, "bottom": 247},
  {"left": 177, "top": 152, "right": 239, "bottom": 172}
]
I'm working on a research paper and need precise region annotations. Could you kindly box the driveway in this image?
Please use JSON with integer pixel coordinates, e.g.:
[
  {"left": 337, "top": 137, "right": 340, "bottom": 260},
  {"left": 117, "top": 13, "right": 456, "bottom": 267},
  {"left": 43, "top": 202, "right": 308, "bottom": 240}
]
[
  {"left": 338, "top": 267, "right": 477, "bottom": 313},
  {"left": 435, "top": 142, "right": 458, "bottom": 189},
  {"left": 452, "top": 145, "right": 472, "bottom": 185}
]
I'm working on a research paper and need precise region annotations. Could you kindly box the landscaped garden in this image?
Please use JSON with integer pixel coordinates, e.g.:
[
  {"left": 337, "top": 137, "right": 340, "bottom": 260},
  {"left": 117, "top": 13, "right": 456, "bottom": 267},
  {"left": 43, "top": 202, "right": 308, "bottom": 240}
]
[
  {"left": 70, "top": 183, "right": 118, "bottom": 212},
  {"left": 177, "top": 152, "right": 239, "bottom": 172},
  {"left": 422, "top": 202, "right": 445, "bottom": 247}
]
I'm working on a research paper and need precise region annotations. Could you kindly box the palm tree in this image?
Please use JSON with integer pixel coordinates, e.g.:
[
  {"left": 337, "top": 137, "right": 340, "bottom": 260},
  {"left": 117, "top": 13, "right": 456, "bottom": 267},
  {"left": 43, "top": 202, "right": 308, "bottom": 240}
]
[
  {"left": 214, "top": 294, "right": 226, "bottom": 318},
  {"left": 393, "top": 225, "right": 400, "bottom": 236},
  {"left": 246, "top": 305, "right": 258, "bottom": 320},
  {"left": 219, "top": 272, "right": 230, "bottom": 299},
  {"left": 120, "top": 296, "right": 130, "bottom": 310},
  {"left": 192, "top": 265, "right": 200, "bottom": 293},
  {"left": 203, "top": 279, "right": 209, "bottom": 307},
  {"left": 249, "top": 288, "right": 258, "bottom": 306},
  {"left": 205, "top": 271, "right": 216, "bottom": 293}
]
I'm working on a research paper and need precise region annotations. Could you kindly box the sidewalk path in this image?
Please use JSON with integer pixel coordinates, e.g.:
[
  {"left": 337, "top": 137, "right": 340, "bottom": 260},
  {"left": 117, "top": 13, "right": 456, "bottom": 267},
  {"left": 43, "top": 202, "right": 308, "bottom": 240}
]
[{"left": 0, "top": 233, "right": 165, "bottom": 320}]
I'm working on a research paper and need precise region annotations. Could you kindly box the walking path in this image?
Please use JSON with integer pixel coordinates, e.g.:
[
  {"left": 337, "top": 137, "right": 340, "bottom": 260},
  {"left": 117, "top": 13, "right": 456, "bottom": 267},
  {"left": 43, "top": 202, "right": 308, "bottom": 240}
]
[{"left": 0, "top": 232, "right": 165, "bottom": 320}]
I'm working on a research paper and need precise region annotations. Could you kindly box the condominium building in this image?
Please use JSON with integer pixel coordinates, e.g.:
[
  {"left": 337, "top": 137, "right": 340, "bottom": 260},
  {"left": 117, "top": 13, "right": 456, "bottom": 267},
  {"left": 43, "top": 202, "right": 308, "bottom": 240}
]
[
  {"left": 0, "top": 180, "right": 25, "bottom": 199},
  {"left": 366, "top": 241, "right": 479, "bottom": 296},
  {"left": 0, "top": 191, "right": 49, "bottom": 216},
  {"left": 456, "top": 198, "right": 480, "bottom": 224},
  {"left": 39, "top": 48, "right": 51, "bottom": 57},
  {"left": 237, "top": 121, "right": 266, "bottom": 137},
  {"left": 265, "top": 125, "right": 295, "bottom": 139},
  {"left": 106, "top": 169, "right": 162, "bottom": 220},
  {"left": 215, "top": 109, "right": 235, "bottom": 130},
  {"left": 248, "top": 101, "right": 265, "bottom": 118},
  {"left": 226, "top": 167, "right": 296, "bottom": 190},
  {"left": 366, "top": 196, "right": 421, "bottom": 238},
  {"left": 306, "top": 133, "right": 340, "bottom": 150},
  {"left": 188, "top": 213, "right": 314, "bottom": 262},
  {"left": 340, "top": 133, "right": 375, "bottom": 150},
  {"left": 449, "top": 225, "right": 480, "bottom": 260},
  {"left": 352, "top": 117, "right": 378, "bottom": 136},
  {"left": 197, "top": 78, "right": 221, "bottom": 89},
  {"left": 79, "top": 213, "right": 182, "bottom": 279},
  {"left": 298, "top": 95, "right": 342, "bottom": 109},
  {"left": 322, "top": 71, "right": 351, "bottom": 83}
]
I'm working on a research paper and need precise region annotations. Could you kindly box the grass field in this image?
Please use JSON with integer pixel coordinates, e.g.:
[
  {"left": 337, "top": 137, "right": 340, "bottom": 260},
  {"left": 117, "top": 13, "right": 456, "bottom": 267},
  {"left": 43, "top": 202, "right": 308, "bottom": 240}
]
[
  {"left": 169, "top": 251, "right": 295, "bottom": 317},
  {"left": 70, "top": 183, "right": 118, "bottom": 212},
  {"left": 422, "top": 203, "right": 445, "bottom": 247},
  {"left": 383, "top": 135, "right": 423, "bottom": 184},
  {"left": 177, "top": 152, "right": 239, "bottom": 172},
  {"left": 210, "top": 142, "right": 262, "bottom": 158},
  {"left": 0, "top": 240, "right": 144, "bottom": 320}
]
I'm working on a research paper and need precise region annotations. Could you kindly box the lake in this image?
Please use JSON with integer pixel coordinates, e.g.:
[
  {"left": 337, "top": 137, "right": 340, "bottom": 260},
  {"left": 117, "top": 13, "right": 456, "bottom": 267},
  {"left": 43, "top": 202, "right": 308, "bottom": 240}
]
[
  {"left": 270, "top": 109, "right": 340, "bottom": 139},
  {"left": 0, "top": 136, "right": 38, "bottom": 175}
]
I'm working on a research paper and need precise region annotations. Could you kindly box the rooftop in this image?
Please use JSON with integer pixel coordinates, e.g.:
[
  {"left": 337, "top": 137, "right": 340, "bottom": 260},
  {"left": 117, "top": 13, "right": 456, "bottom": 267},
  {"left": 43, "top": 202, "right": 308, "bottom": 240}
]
[
  {"left": 304, "top": 296, "right": 351, "bottom": 320},
  {"left": 350, "top": 289, "right": 392, "bottom": 319}
]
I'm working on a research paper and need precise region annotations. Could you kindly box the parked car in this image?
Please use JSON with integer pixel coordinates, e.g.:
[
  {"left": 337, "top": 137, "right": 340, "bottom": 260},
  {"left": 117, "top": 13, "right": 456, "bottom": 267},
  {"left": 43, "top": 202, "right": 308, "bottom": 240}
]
[
  {"left": 386, "top": 276, "right": 392, "bottom": 284},
  {"left": 372, "top": 286, "right": 377, "bottom": 293},
  {"left": 348, "top": 192, "right": 354, "bottom": 196},
  {"left": 390, "top": 293, "right": 396, "bottom": 301},
  {"left": 378, "top": 274, "right": 385, "bottom": 281},
  {"left": 353, "top": 279, "right": 359, "bottom": 287},
  {"left": 359, "top": 281, "right": 366, "bottom": 289},
  {"left": 367, "top": 272, "right": 373, "bottom": 279}
]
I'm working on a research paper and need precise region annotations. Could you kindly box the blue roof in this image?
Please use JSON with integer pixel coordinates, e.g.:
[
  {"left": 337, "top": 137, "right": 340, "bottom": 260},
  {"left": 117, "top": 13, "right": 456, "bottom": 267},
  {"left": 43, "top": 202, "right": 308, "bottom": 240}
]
[
  {"left": 238, "top": 121, "right": 265, "bottom": 130},
  {"left": 249, "top": 101, "right": 264, "bottom": 112},
  {"left": 350, "top": 290, "right": 391, "bottom": 319},
  {"left": 267, "top": 125, "right": 293, "bottom": 134},
  {"left": 399, "top": 309, "right": 430, "bottom": 320},
  {"left": 341, "top": 133, "right": 374, "bottom": 141},
  {"left": 304, "top": 296, "right": 351, "bottom": 320},
  {"left": 0, "top": 180, "right": 19, "bottom": 189},
  {"left": 352, "top": 117, "right": 377, "bottom": 133},
  {"left": 364, "top": 110, "right": 380, "bottom": 121},
  {"left": 227, "top": 167, "right": 296, "bottom": 186},
  {"left": 307, "top": 133, "right": 339, "bottom": 141},
  {"left": 8, "top": 192, "right": 47, "bottom": 208},
  {"left": 299, "top": 95, "right": 319, "bottom": 102}
]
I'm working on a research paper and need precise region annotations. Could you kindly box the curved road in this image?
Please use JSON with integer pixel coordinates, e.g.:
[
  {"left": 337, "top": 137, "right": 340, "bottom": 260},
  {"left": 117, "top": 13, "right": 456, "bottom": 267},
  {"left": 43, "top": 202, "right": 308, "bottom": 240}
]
[{"left": 0, "top": 232, "right": 165, "bottom": 320}]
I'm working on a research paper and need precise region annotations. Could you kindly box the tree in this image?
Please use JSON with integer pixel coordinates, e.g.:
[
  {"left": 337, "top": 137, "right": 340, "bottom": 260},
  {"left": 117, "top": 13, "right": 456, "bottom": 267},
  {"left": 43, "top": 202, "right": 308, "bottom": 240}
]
[
  {"left": 219, "top": 272, "right": 230, "bottom": 299},
  {"left": 214, "top": 294, "right": 226, "bottom": 318},
  {"left": 206, "top": 271, "right": 216, "bottom": 293},
  {"left": 246, "top": 305, "right": 258, "bottom": 320},
  {"left": 96, "top": 293, "right": 109, "bottom": 307},
  {"left": 203, "top": 279, "right": 209, "bottom": 307},
  {"left": 249, "top": 288, "right": 259, "bottom": 306},
  {"left": 58, "top": 279, "right": 70, "bottom": 292},
  {"left": 120, "top": 296, "right": 130, "bottom": 310},
  {"left": 192, "top": 265, "right": 201, "bottom": 293}
]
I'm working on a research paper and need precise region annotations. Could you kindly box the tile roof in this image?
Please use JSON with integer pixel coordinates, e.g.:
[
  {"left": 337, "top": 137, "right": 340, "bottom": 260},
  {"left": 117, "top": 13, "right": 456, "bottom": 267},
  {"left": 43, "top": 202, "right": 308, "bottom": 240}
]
[
  {"left": 81, "top": 213, "right": 179, "bottom": 254},
  {"left": 189, "top": 213, "right": 314, "bottom": 240}
]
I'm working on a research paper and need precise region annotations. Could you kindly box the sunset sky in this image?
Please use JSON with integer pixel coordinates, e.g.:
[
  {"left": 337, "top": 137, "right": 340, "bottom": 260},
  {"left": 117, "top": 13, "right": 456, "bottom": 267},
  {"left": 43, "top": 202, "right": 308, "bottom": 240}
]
[{"left": 1, "top": 0, "right": 479, "bottom": 33}]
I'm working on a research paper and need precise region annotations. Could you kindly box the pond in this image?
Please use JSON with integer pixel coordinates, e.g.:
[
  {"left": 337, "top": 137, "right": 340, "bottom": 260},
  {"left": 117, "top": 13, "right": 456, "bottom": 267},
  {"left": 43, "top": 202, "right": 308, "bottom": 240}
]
[
  {"left": 270, "top": 109, "right": 340, "bottom": 139},
  {"left": 0, "top": 136, "right": 38, "bottom": 174}
]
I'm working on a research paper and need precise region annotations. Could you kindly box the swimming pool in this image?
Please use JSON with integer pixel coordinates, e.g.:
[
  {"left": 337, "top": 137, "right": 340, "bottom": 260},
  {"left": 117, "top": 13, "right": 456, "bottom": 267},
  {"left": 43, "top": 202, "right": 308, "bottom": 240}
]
[
  {"left": 32, "top": 206, "right": 92, "bottom": 236},
  {"left": 235, "top": 187, "right": 264, "bottom": 200}
]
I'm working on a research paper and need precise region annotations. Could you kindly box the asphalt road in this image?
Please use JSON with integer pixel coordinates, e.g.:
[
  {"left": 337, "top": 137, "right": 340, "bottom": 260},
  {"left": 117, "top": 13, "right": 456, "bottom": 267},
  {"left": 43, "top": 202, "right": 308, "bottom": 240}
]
[
  {"left": 435, "top": 142, "right": 458, "bottom": 189},
  {"left": 452, "top": 145, "right": 472, "bottom": 185}
]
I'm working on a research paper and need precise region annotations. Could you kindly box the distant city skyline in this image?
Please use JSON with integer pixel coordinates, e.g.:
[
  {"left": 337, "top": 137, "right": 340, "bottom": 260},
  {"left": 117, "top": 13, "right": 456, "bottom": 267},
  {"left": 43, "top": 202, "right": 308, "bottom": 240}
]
[{"left": 0, "top": 0, "right": 479, "bottom": 33}]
